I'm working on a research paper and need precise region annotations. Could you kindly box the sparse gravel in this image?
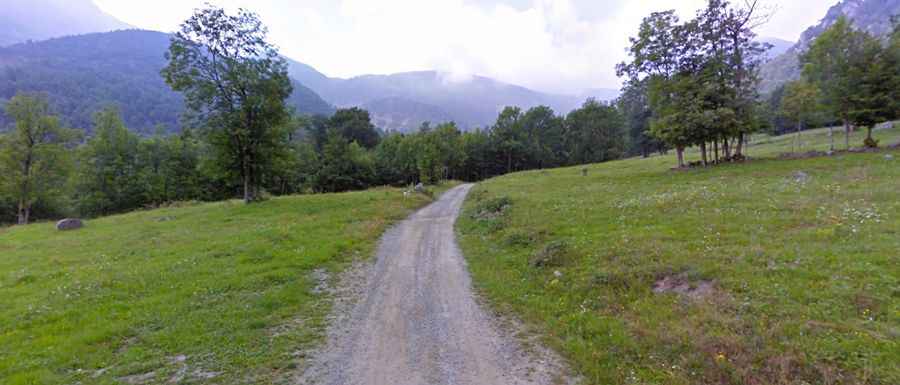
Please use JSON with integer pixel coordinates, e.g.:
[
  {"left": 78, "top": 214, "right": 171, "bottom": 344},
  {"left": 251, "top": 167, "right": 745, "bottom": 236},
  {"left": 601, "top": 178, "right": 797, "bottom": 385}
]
[{"left": 297, "top": 184, "right": 571, "bottom": 385}]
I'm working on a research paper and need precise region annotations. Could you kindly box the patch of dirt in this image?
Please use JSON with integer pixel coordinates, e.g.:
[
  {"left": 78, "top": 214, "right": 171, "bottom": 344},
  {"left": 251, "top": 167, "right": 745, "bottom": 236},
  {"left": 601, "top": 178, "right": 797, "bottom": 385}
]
[{"left": 653, "top": 275, "right": 716, "bottom": 300}]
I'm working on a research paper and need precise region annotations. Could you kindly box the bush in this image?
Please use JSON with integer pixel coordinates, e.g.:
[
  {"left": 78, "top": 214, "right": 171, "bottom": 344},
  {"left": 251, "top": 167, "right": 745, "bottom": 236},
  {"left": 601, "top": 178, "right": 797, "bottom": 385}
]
[
  {"left": 530, "top": 240, "right": 572, "bottom": 268},
  {"left": 472, "top": 196, "right": 512, "bottom": 220}
]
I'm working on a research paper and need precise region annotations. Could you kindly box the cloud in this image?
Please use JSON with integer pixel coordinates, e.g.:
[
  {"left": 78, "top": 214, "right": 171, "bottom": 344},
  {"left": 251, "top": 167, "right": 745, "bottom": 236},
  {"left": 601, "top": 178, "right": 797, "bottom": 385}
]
[{"left": 93, "top": 0, "right": 832, "bottom": 94}]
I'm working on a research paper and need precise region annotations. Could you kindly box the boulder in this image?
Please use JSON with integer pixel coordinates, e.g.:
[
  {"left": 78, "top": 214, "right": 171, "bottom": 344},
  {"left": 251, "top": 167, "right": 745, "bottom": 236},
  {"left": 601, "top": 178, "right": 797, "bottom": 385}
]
[
  {"left": 414, "top": 183, "right": 426, "bottom": 193},
  {"left": 56, "top": 218, "right": 84, "bottom": 231}
]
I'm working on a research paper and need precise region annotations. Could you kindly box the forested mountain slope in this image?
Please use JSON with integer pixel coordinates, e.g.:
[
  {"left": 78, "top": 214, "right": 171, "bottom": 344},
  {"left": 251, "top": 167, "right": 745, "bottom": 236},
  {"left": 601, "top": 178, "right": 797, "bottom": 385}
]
[{"left": 0, "top": 30, "right": 335, "bottom": 134}]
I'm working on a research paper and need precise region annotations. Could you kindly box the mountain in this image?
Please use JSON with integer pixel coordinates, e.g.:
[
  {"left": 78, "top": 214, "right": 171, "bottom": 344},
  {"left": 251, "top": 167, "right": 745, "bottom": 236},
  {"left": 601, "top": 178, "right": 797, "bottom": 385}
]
[
  {"left": 286, "top": 61, "right": 619, "bottom": 132},
  {"left": 759, "top": 37, "right": 793, "bottom": 59},
  {"left": 759, "top": 0, "right": 900, "bottom": 93},
  {"left": 0, "top": 30, "right": 334, "bottom": 134},
  {"left": 0, "top": 0, "right": 131, "bottom": 46}
]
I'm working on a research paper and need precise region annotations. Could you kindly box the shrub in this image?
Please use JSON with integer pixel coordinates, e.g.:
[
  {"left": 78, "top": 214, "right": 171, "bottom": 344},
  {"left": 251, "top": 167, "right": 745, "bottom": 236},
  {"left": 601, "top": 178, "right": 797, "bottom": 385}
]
[
  {"left": 472, "top": 196, "right": 512, "bottom": 220},
  {"left": 530, "top": 240, "right": 572, "bottom": 268}
]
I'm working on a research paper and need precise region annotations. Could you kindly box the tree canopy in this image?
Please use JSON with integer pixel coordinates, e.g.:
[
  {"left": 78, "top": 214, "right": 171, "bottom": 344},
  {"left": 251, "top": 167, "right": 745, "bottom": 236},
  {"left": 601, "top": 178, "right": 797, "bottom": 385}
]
[{"left": 162, "top": 5, "right": 293, "bottom": 203}]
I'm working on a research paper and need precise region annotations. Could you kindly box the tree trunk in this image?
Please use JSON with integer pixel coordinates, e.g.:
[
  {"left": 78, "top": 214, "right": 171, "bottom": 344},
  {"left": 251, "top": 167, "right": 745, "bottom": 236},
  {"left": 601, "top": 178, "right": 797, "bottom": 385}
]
[
  {"left": 713, "top": 140, "right": 719, "bottom": 163},
  {"left": 676, "top": 146, "right": 685, "bottom": 168},
  {"left": 243, "top": 172, "right": 252, "bottom": 203},
  {"left": 843, "top": 119, "right": 851, "bottom": 150},
  {"left": 828, "top": 126, "right": 835, "bottom": 153},
  {"left": 17, "top": 200, "right": 29, "bottom": 225},
  {"left": 700, "top": 142, "right": 708, "bottom": 166},
  {"left": 736, "top": 133, "right": 744, "bottom": 157},
  {"left": 724, "top": 138, "right": 731, "bottom": 160}
]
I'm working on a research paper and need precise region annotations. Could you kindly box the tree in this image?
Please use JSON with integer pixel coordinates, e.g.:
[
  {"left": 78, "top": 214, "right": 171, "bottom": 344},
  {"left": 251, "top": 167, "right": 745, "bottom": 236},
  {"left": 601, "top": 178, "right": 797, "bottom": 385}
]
[
  {"left": 801, "top": 16, "right": 860, "bottom": 150},
  {"left": 617, "top": 10, "right": 692, "bottom": 167},
  {"left": 846, "top": 30, "right": 898, "bottom": 147},
  {"left": 520, "top": 106, "right": 565, "bottom": 169},
  {"left": 618, "top": 79, "right": 666, "bottom": 157},
  {"left": 780, "top": 80, "right": 820, "bottom": 153},
  {"left": 162, "top": 5, "right": 293, "bottom": 203},
  {"left": 314, "top": 129, "right": 375, "bottom": 193},
  {"left": 491, "top": 107, "right": 526, "bottom": 174},
  {"left": 328, "top": 108, "right": 381, "bottom": 149},
  {"left": 565, "top": 99, "right": 626, "bottom": 165},
  {"left": 71, "top": 107, "right": 145, "bottom": 216},
  {"left": 0, "top": 92, "right": 78, "bottom": 224}
]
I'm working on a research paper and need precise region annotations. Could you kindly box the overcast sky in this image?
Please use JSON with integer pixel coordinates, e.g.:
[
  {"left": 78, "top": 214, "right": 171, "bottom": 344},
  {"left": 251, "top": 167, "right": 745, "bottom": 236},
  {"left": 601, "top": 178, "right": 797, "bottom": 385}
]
[{"left": 93, "top": 0, "right": 834, "bottom": 94}]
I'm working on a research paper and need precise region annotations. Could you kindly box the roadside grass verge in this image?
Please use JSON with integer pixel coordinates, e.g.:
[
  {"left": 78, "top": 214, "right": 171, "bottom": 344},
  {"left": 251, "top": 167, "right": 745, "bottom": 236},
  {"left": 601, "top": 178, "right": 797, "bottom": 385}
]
[
  {"left": 0, "top": 185, "right": 449, "bottom": 384},
  {"left": 457, "top": 126, "right": 900, "bottom": 384}
]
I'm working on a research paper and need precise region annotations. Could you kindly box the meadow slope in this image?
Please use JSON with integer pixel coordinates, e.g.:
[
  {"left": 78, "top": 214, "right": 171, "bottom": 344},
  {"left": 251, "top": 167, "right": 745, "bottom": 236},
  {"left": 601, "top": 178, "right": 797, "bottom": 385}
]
[
  {"left": 0, "top": 187, "right": 444, "bottom": 384},
  {"left": 457, "top": 125, "right": 900, "bottom": 384}
]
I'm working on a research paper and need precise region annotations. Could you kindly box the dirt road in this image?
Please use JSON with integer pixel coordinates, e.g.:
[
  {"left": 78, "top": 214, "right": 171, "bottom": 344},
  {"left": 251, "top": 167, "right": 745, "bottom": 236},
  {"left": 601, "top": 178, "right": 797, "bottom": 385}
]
[{"left": 299, "top": 184, "right": 567, "bottom": 385}]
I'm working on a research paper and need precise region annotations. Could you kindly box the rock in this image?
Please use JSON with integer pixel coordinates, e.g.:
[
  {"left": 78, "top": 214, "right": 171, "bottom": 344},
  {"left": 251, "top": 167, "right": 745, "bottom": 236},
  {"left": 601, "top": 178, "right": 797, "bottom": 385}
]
[
  {"left": 553, "top": 270, "right": 563, "bottom": 278},
  {"left": 886, "top": 154, "right": 894, "bottom": 160},
  {"left": 56, "top": 218, "right": 83, "bottom": 231},
  {"left": 792, "top": 171, "right": 810, "bottom": 183},
  {"left": 414, "top": 183, "right": 426, "bottom": 193}
]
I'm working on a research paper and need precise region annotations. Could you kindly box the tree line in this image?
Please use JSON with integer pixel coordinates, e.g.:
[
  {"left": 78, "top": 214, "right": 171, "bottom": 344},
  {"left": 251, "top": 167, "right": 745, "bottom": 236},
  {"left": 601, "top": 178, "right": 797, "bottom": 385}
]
[{"left": 0, "top": 88, "right": 632, "bottom": 224}]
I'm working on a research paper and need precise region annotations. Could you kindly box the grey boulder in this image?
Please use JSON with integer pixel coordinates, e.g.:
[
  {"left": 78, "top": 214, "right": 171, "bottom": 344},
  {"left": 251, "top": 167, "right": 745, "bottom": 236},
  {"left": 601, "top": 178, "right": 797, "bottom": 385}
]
[{"left": 56, "top": 218, "right": 84, "bottom": 231}]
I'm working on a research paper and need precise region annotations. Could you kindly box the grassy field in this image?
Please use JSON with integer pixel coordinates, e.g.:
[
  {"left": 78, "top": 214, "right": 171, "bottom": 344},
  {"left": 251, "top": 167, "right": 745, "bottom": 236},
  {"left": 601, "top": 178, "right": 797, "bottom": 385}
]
[
  {"left": 457, "top": 125, "right": 900, "bottom": 384},
  {"left": 0, "top": 186, "right": 448, "bottom": 384}
]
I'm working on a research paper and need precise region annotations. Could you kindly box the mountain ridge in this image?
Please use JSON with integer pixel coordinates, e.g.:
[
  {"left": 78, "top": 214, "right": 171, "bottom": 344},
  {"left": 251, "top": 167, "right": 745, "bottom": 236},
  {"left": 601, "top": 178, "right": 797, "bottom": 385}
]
[
  {"left": 0, "top": 30, "right": 335, "bottom": 133},
  {"left": 287, "top": 63, "right": 619, "bottom": 132}
]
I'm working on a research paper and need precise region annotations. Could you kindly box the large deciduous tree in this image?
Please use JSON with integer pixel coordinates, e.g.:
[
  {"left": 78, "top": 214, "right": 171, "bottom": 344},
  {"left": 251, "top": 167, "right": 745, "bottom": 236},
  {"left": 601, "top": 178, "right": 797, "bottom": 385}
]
[
  {"left": 162, "top": 5, "right": 292, "bottom": 203},
  {"left": 0, "top": 93, "right": 78, "bottom": 225}
]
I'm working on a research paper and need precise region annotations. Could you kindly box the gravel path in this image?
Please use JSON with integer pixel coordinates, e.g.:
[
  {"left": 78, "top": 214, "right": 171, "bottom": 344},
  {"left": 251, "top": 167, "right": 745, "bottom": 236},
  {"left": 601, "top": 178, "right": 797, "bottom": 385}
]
[{"left": 298, "top": 184, "right": 569, "bottom": 385}]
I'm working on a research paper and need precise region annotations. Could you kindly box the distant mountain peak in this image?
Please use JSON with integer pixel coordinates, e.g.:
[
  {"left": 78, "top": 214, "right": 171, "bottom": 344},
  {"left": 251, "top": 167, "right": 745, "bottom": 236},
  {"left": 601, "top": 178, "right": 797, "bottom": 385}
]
[{"left": 1, "top": 0, "right": 131, "bottom": 46}]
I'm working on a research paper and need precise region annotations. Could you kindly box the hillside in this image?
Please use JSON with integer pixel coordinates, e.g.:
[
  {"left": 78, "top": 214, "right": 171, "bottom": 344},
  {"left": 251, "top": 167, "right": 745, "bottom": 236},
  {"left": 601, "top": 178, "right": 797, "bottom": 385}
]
[
  {"left": 760, "top": 0, "right": 900, "bottom": 93},
  {"left": 0, "top": 0, "right": 130, "bottom": 46},
  {"left": 457, "top": 125, "right": 900, "bottom": 384},
  {"left": 0, "top": 30, "right": 335, "bottom": 134},
  {"left": 287, "top": 62, "right": 619, "bottom": 132},
  {"left": 0, "top": 186, "right": 448, "bottom": 384}
]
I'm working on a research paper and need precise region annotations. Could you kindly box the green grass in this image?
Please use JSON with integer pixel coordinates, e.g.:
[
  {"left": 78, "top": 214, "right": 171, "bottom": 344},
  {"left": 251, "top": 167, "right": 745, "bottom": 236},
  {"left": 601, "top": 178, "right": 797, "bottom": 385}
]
[
  {"left": 0, "top": 186, "right": 450, "bottom": 384},
  {"left": 457, "top": 125, "right": 900, "bottom": 384}
]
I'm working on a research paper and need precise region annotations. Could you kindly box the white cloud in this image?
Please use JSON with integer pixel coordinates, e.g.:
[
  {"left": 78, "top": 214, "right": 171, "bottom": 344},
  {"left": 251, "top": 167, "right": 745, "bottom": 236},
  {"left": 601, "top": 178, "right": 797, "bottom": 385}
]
[{"left": 93, "top": 0, "right": 834, "bottom": 94}]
